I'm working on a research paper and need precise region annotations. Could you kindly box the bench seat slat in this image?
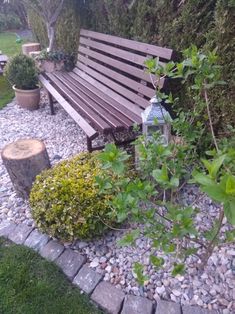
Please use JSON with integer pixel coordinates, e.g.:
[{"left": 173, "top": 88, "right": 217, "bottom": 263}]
[
  {"left": 46, "top": 73, "right": 112, "bottom": 133},
  {"left": 73, "top": 68, "right": 145, "bottom": 116},
  {"left": 39, "top": 74, "right": 98, "bottom": 139},
  {"left": 67, "top": 72, "right": 142, "bottom": 124},
  {"left": 59, "top": 72, "right": 135, "bottom": 128},
  {"left": 55, "top": 72, "right": 132, "bottom": 130},
  {"left": 80, "top": 29, "right": 174, "bottom": 61},
  {"left": 75, "top": 64, "right": 149, "bottom": 109},
  {"left": 78, "top": 54, "right": 155, "bottom": 99}
]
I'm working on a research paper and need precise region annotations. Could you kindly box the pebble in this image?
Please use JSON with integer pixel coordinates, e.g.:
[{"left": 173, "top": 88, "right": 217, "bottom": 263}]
[{"left": 0, "top": 94, "right": 234, "bottom": 313}]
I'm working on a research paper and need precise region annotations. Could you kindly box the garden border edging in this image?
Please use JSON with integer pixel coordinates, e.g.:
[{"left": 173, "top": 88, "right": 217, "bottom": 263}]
[{"left": 0, "top": 220, "right": 219, "bottom": 314}]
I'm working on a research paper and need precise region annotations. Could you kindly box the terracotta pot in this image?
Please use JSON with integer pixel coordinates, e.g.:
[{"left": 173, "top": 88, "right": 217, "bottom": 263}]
[{"left": 13, "top": 85, "right": 40, "bottom": 111}]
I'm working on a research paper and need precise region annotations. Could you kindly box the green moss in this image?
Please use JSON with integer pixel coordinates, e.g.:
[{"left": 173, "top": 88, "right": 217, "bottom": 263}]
[{"left": 30, "top": 152, "right": 115, "bottom": 241}]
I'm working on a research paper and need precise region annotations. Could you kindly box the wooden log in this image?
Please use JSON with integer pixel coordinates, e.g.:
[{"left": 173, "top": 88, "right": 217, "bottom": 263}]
[
  {"left": 22, "top": 43, "right": 41, "bottom": 56},
  {"left": 1, "top": 139, "right": 51, "bottom": 199}
]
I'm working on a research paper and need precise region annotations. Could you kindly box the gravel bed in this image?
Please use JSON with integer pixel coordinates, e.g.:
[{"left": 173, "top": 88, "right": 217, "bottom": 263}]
[{"left": 0, "top": 92, "right": 234, "bottom": 313}]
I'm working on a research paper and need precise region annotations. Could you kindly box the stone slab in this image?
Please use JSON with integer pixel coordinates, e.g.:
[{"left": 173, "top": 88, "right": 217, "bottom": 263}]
[
  {"left": 182, "top": 305, "right": 217, "bottom": 314},
  {"left": 55, "top": 248, "right": 86, "bottom": 280},
  {"left": 0, "top": 221, "right": 16, "bottom": 237},
  {"left": 121, "top": 295, "right": 153, "bottom": 314},
  {"left": 8, "top": 224, "right": 33, "bottom": 244},
  {"left": 24, "top": 229, "right": 50, "bottom": 252},
  {"left": 91, "top": 281, "right": 125, "bottom": 314},
  {"left": 155, "top": 300, "right": 181, "bottom": 314},
  {"left": 39, "top": 240, "right": 64, "bottom": 261},
  {"left": 73, "top": 265, "right": 102, "bottom": 295}
]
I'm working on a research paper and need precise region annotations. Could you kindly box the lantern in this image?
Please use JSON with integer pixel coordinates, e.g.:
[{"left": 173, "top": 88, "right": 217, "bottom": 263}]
[{"left": 141, "top": 96, "right": 172, "bottom": 145}]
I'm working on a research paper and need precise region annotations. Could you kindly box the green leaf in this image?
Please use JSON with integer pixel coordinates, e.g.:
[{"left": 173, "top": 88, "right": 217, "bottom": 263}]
[
  {"left": 202, "top": 155, "right": 226, "bottom": 179},
  {"left": 224, "top": 201, "right": 235, "bottom": 225},
  {"left": 118, "top": 229, "right": 140, "bottom": 247},
  {"left": 193, "top": 171, "right": 214, "bottom": 186},
  {"left": 150, "top": 255, "right": 164, "bottom": 268},
  {"left": 133, "top": 262, "right": 149, "bottom": 286},
  {"left": 225, "top": 229, "right": 235, "bottom": 242},
  {"left": 152, "top": 164, "right": 169, "bottom": 184},
  {"left": 172, "top": 263, "right": 185, "bottom": 276},
  {"left": 226, "top": 176, "right": 235, "bottom": 196},
  {"left": 202, "top": 183, "right": 227, "bottom": 203},
  {"left": 170, "top": 177, "right": 179, "bottom": 188}
]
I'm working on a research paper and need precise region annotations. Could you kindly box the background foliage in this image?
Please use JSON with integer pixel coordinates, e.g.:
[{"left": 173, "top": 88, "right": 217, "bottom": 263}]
[
  {"left": 28, "top": 0, "right": 234, "bottom": 130},
  {"left": 28, "top": 0, "right": 79, "bottom": 54}
]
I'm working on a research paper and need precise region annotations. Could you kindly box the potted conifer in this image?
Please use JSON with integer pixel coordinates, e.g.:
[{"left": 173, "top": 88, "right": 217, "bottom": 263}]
[{"left": 4, "top": 54, "right": 40, "bottom": 110}]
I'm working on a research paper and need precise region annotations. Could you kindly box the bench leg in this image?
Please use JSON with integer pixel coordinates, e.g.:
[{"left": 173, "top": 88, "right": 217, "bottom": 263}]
[
  {"left": 87, "top": 137, "right": 92, "bottom": 153},
  {"left": 47, "top": 91, "right": 55, "bottom": 115}
]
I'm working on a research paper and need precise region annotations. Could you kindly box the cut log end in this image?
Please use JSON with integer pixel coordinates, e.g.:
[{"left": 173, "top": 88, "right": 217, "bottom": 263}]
[
  {"left": 1, "top": 139, "right": 51, "bottom": 199},
  {"left": 2, "top": 139, "right": 46, "bottom": 161}
]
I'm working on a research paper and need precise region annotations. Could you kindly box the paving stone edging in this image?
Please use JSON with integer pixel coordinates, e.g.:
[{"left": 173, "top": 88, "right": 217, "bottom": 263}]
[{"left": 0, "top": 221, "right": 219, "bottom": 314}]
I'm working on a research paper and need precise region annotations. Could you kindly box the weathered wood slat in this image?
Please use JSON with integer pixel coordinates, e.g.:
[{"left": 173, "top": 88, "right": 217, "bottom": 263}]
[
  {"left": 39, "top": 74, "right": 98, "bottom": 139},
  {"left": 67, "top": 72, "right": 142, "bottom": 124},
  {"left": 80, "top": 29, "right": 174, "bottom": 61},
  {"left": 80, "top": 37, "right": 159, "bottom": 68},
  {"left": 58, "top": 72, "right": 134, "bottom": 128},
  {"left": 73, "top": 68, "right": 144, "bottom": 116},
  {"left": 46, "top": 73, "right": 112, "bottom": 133},
  {"left": 78, "top": 45, "right": 158, "bottom": 86},
  {"left": 68, "top": 70, "right": 142, "bottom": 124},
  {"left": 78, "top": 54, "right": 155, "bottom": 98},
  {"left": 54, "top": 72, "right": 130, "bottom": 130},
  {"left": 75, "top": 64, "right": 149, "bottom": 109}
]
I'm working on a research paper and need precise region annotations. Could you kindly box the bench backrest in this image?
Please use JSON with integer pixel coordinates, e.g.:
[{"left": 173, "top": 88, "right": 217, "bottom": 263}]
[{"left": 76, "top": 29, "right": 175, "bottom": 110}]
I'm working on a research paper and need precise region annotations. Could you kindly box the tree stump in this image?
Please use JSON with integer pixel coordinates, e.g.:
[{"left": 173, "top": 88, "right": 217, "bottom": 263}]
[
  {"left": 22, "top": 43, "right": 41, "bottom": 56},
  {"left": 1, "top": 139, "right": 51, "bottom": 199}
]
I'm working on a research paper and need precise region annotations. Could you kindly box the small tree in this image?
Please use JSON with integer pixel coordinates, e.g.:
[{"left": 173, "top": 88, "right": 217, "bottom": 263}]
[
  {"left": 5, "top": 0, "right": 65, "bottom": 51},
  {"left": 24, "top": 0, "right": 65, "bottom": 51}
]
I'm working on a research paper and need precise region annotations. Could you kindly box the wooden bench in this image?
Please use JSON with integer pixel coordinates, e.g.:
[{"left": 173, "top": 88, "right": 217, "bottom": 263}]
[{"left": 39, "top": 29, "right": 176, "bottom": 152}]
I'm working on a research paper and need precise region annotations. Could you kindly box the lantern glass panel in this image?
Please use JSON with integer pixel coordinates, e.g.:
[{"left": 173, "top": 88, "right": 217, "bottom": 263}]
[{"left": 147, "top": 125, "right": 163, "bottom": 136}]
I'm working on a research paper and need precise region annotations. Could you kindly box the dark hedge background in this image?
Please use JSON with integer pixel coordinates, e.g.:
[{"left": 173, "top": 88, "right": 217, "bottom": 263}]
[{"left": 28, "top": 0, "right": 235, "bottom": 132}]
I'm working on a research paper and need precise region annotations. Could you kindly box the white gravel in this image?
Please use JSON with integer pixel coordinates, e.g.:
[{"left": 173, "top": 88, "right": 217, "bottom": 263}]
[{"left": 0, "top": 91, "right": 234, "bottom": 313}]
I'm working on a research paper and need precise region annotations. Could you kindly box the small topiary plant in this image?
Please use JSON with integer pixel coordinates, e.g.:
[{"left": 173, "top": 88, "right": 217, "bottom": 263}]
[
  {"left": 4, "top": 54, "right": 38, "bottom": 90},
  {"left": 30, "top": 152, "right": 115, "bottom": 241}
]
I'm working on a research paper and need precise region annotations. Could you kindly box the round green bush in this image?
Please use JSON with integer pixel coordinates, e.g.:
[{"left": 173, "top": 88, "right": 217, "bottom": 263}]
[
  {"left": 30, "top": 153, "right": 114, "bottom": 241},
  {"left": 4, "top": 54, "right": 38, "bottom": 90}
]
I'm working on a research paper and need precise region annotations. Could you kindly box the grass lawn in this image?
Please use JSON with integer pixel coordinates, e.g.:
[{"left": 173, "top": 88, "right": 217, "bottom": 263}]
[
  {"left": 0, "top": 76, "right": 14, "bottom": 109},
  {"left": 0, "top": 32, "right": 25, "bottom": 56},
  {"left": 0, "top": 32, "right": 26, "bottom": 109},
  {"left": 0, "top": 238, "right": 103, "bottom": 314}
]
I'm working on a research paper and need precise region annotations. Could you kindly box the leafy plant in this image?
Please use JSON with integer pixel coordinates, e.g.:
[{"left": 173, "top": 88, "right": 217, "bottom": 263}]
[
  {"left": 36, "top": 49, "right": 75, "bottom": 71},
  {"left": 96, "top": 47, "right": 235, "bottom": 284},
  {"left": 30, "top": 152, "right": 116, "bottom": 240},
  {"left": 4, "top": 54, "right": 38, "bottom": 90}
]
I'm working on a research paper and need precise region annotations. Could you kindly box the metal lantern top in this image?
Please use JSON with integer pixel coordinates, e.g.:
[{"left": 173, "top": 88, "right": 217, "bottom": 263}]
[{"left": 141, "top": 95, "right": 171, "bottom": 125}]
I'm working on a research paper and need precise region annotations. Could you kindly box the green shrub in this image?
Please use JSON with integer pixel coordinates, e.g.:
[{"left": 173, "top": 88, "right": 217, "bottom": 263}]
[
  {"left": 4, "top": 54, "right": 38, "bottom": 90},
  {"left": 30, "top": 152, "right": 115, "bottom": 241}
]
